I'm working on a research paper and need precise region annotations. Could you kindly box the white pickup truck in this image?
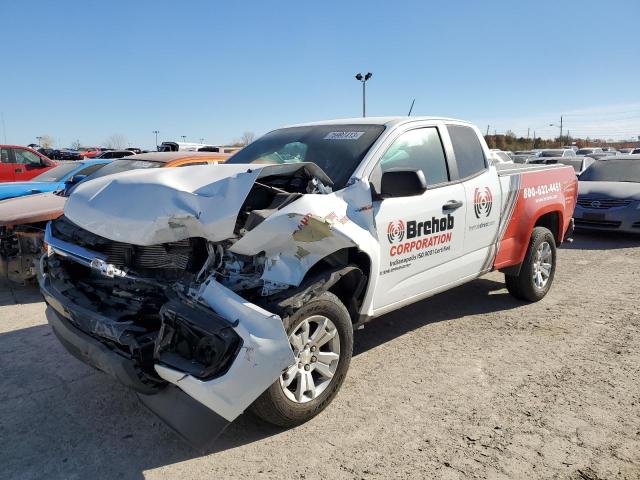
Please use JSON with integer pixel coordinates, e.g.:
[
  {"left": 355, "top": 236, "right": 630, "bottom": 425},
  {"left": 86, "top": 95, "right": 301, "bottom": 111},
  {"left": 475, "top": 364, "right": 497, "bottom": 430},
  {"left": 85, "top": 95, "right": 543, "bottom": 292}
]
[{"left": 39, "top": 117, "right": 577, "bottom": 445}]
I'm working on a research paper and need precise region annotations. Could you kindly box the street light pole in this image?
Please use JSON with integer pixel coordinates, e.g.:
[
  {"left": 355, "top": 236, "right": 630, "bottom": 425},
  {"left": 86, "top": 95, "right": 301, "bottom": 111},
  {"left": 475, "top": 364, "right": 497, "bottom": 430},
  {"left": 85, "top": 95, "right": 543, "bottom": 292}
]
[
  {"left": 550, "top": 116, "right": 564, "bottom": 145},
  {"left": 152, "top": 130, "right": 159, "bottom": 150},
  {"left": 355, "top": 72, "right": 373, "bottom": 117}
]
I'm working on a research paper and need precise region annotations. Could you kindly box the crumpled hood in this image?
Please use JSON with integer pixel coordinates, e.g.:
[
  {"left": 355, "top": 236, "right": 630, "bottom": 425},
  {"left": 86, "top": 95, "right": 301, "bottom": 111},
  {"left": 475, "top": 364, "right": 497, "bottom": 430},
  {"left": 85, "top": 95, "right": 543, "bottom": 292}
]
[
  {"left": 63, "top": 163, "right": 331, "bottom": 245},
  {"left": 578, "top": 181, "right": 640, "bottom": 201},
  {"left": 0, "top": 181, "right": 60, "bottom": 201},
  {"left": 64, "top": 164, "right": 266, "bottom": 245}
]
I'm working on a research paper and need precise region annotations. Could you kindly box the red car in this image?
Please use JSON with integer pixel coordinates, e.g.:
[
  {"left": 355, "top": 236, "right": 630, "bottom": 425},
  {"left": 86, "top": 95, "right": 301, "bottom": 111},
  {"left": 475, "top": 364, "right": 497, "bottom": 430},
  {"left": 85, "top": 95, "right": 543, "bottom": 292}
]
[
  {"left": 0, "top": 145, "right": 57, "bottom": 182},
  {"left": 76, "top": 147, "right": 101, "bottom": 158}
]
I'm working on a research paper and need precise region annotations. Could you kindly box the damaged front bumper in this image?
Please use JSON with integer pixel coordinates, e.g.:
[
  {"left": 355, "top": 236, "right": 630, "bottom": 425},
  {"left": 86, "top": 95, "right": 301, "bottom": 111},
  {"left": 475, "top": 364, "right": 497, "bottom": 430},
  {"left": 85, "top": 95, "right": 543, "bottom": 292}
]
[{"left": 40, "top": 224, "right": 295, "bottom": 446}]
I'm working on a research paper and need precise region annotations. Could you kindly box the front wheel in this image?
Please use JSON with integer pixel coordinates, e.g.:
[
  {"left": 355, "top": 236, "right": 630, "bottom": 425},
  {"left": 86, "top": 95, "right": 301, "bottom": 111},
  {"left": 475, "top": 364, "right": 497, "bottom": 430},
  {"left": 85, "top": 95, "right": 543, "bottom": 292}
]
[
  {"left": 250, "top": 292, "right": 353, "bottom": 427},
  {"left": 505, "top": 226, "right": 557, "bottom": 302}
]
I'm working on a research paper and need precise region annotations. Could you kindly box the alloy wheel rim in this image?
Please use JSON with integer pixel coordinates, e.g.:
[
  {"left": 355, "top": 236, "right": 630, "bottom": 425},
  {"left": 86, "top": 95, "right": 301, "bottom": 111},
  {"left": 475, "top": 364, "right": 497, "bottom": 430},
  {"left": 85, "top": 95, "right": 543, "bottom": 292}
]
[
  {"left": 280, "top": 315, "right": 341, "bottom": 404},
  {"left": 532, "top": 241, "right": 553, "bottom": 289}
]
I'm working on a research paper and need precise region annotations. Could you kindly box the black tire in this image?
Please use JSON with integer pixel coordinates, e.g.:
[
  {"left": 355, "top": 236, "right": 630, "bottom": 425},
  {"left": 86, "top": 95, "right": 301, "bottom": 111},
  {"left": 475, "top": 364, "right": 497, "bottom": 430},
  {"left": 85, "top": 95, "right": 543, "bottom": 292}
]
[
  {"left": 505, "top": 226, "right": 557, "bottom": 302},
  {"left": 249, "top": 292, "right": 353, "bottom": 427}
]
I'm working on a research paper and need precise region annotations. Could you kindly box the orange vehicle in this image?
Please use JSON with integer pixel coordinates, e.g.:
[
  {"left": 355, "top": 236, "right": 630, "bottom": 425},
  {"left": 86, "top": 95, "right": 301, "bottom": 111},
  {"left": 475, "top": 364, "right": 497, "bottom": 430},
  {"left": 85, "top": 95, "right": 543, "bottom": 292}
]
[{"left": 0, "top": 152, "right": 230, "bottom": 283}]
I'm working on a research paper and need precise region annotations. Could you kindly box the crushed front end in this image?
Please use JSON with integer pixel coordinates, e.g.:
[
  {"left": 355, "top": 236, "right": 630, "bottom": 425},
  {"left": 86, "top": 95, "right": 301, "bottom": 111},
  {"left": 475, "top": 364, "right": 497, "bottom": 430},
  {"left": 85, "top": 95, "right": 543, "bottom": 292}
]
[{"left": 39, "top": 216, "right": 294, "bottom": 446}]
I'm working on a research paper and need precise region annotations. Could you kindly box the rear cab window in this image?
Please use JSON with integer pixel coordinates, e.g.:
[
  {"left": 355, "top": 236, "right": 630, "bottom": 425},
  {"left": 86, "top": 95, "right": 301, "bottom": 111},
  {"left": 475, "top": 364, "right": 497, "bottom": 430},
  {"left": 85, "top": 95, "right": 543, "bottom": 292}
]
[{"left": 447, "top": 125, "right": 487, "bottom": 179}]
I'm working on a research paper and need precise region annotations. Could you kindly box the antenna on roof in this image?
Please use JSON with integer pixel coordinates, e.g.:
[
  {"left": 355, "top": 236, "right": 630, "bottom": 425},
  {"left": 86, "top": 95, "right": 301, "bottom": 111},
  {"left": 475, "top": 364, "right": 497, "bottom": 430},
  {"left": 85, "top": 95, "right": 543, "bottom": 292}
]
[{"left": 407, "top": 99, "right": 415, "bottom": 116}]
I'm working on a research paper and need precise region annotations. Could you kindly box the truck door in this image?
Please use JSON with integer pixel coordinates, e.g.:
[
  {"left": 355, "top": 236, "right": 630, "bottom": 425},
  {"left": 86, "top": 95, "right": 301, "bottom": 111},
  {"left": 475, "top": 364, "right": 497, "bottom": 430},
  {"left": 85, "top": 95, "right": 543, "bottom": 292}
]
[
  {"left": 446, "top": 125, "right": 501, "bottom": 274},
  {"left": 12, "top": 148, "right": 49, "bottom": 181},
  {"left": 371, "top": 126, "right": 467, "bottom": 311}
]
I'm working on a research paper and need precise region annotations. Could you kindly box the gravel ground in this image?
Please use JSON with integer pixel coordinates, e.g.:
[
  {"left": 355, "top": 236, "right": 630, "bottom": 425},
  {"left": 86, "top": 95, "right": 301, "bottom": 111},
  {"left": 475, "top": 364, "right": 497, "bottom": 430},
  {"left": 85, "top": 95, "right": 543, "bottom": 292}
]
[{"left": 1, "top": 232, "right": 639, "bottom": 480}]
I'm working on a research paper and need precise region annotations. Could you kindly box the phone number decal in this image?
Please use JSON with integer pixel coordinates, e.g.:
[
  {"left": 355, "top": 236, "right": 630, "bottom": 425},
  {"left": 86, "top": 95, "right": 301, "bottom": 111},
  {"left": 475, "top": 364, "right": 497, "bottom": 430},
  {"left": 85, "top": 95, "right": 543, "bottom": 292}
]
[{"left": 523, "top": 182, "right": 561, "bottom": 199}]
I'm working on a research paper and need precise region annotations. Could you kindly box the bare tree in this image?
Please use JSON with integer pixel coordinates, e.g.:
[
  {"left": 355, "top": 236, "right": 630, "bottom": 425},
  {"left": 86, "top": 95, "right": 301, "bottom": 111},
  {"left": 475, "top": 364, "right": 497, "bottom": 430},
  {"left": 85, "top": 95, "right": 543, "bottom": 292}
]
[
  {"left": 239, "top": 131, "right": 255, "bottom": 146},
  {"left": 104, "top": 134, "right": 128, "bottom": 149},
  {"left": 71, "top": 139, "right": 82, "bottom": 150},
  {"left": 39, "top": 134, "right": 54, "bottom": 148}
]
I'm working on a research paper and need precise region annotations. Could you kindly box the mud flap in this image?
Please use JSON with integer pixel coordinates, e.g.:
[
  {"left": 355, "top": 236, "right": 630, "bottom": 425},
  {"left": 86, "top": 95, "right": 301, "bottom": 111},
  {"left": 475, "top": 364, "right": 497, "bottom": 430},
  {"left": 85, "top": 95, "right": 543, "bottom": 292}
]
[
  {"left": 152, "top": 279, "right": 295, "bottom": 439},
  {"left": 138, "top": 386, "right": 230, "bottom": 449}
]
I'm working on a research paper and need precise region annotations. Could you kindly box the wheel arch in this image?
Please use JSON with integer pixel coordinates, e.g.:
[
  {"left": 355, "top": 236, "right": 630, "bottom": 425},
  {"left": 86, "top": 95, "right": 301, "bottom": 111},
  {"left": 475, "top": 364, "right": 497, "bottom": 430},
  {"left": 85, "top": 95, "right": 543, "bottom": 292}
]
[
  {"left": 266, "top": 247, "right": 372, "bottom": 325},
  {"left": 533, "top": 209, "right": 564, "bottom": 244}
]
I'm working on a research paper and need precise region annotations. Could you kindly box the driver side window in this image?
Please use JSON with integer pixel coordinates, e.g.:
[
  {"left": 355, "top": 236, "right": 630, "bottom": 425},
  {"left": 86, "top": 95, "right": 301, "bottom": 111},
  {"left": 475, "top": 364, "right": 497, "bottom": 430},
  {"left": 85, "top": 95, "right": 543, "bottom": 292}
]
[
  {"left": 14, "top": 149, "right": 42, "bottom": 165},
  {"left": 379, "top": 127, "right": 449, "bottom": 186}
]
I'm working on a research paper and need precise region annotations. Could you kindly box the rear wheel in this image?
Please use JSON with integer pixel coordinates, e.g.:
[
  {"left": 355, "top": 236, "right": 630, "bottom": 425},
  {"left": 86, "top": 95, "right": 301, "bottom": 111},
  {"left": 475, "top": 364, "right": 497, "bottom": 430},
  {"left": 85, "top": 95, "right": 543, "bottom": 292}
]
[
  {"left": 250, "top": 292, "right": 353, "bottom": 427},
  {"left": 505, "top": 226, "right": 556, "bottom": 302}
]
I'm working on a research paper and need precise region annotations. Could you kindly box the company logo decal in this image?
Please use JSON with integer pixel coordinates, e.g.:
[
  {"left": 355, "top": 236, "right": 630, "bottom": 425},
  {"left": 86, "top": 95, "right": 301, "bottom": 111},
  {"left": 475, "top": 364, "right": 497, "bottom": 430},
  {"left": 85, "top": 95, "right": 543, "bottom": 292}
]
[
  {"left": 380, "top": 214, "right": 455, "bottom": 275},
  {"left": 387, "top": 220, "right": 405, "bottom": 243},
  {"left": 590, "top": 200, "right": 601, "bottom": 208},
  {"left": 474, "top": 187, "right": 493, "bottom": 219}
]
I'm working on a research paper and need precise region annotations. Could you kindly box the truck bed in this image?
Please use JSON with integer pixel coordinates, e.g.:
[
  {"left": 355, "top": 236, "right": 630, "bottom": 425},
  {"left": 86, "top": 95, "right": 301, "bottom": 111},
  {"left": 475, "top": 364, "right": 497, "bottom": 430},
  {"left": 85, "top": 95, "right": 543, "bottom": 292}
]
[{"left": 495, "top": 162, "right": 569, "bottom": 176}]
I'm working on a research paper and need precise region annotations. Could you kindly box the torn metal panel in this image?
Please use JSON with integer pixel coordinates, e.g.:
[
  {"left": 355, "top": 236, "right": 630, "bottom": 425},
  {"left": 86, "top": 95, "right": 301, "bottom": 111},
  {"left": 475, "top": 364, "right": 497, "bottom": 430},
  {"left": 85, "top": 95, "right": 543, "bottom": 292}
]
[
  {"left": 230, "top": 182, "right": 378, "bottom": 288},
  {"left": 154, "top": 279, "right": 295, "bottom": 422},
  {"left": 63, "top": 162, "right": 334, "bottom": 246},
  {"left": 65, "top": 164, "right": 262, "bottom": 245}
]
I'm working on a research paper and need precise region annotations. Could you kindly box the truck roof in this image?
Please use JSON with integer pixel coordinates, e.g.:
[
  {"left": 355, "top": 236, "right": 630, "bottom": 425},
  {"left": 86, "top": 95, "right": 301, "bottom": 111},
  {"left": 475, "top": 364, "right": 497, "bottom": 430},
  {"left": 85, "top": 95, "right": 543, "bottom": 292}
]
[{"left": 285, "top": 116, "right": 473, "bottom": 128}]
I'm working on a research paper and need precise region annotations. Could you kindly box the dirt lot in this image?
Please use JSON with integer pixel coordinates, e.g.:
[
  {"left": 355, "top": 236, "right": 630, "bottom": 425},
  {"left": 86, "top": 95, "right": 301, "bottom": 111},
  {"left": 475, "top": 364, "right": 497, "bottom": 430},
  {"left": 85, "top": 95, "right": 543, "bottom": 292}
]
[{"left": 1, "top": 232, "right": 639, "bottom": 480}]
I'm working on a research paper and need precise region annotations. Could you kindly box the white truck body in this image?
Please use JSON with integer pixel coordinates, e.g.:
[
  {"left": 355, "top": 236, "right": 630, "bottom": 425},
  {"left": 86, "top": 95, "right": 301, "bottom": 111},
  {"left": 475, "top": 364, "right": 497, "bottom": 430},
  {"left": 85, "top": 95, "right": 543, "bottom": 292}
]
[{"left": 40, "top": 117, "right": 578, "bottom": 445}]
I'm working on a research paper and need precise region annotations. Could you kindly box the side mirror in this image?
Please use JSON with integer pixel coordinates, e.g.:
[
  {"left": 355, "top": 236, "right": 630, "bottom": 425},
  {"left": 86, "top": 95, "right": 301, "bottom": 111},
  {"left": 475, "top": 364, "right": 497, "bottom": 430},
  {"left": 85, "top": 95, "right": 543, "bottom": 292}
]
[{"left": 380, "top": 169, "right": 427, "bottom": 198}]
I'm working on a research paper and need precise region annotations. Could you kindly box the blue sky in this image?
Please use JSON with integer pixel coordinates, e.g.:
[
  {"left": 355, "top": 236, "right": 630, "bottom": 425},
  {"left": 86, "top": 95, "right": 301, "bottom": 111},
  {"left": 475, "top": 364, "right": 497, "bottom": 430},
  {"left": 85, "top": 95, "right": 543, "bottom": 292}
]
[{"left": 2, "top": 0, "right": 639, "bottom": 148}]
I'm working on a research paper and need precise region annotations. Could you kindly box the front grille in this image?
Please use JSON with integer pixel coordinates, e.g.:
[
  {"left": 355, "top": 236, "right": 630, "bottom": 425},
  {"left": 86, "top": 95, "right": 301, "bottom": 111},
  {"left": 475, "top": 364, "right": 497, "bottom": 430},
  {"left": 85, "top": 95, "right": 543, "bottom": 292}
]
[
  {"left": 575, "top": 218, "right": 621, "bottom": 229},
  {"left": 51, "top": 215, "right": 204, "bottom": 273},
  {"left": 577, "top": 196, "right": 632, "bottom": 210},
  {"left": 103, "top": 240, "right": 192, "bottom": 270}
]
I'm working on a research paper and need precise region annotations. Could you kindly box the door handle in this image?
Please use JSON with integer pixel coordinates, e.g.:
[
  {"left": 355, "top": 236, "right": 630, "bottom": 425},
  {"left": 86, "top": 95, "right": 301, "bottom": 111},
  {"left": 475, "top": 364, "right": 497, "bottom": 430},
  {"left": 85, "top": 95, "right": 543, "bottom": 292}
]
[
  {"left": 15, "top": 168, "right": 23, "bottom": 173},
  {"left": 442, "top": 200, "right": 463, "bottom": 212}
]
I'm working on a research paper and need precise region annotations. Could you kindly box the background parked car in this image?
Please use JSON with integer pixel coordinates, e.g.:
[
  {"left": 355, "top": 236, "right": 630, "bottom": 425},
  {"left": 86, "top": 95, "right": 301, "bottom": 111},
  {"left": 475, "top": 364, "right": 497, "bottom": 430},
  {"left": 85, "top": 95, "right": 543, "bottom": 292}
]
[
  {"left": 0, "top": 145, "right": 57, "bottom": 182},
  {"left": 51, "top": 148, "right": 83, "bottom": 160},
  {"left": 539, "top": 149, "right": 576, "bottom": 158},
  {"left": 95, "top": 150, "right": 135, "bottom": 159},
  {"left": 76, "top": 147, "right": 101, "bottom": 158},
  {"left": 573, "top": 159, "right": 640, "bottom": 234},
  {"left": 631, "top": 148, "right": 640, "bottom": 155},
  {"left": 576, "top": 147, "right": 604, "bottom": 156},
  {"left": 0, "top": 159, "right": 110, "bottom": 201},
  {"left": 562, "top": 145, "right": 579, "bottom": 152},
  {"left": 489, "top": 149, "right": 514, "bottom": 164}
]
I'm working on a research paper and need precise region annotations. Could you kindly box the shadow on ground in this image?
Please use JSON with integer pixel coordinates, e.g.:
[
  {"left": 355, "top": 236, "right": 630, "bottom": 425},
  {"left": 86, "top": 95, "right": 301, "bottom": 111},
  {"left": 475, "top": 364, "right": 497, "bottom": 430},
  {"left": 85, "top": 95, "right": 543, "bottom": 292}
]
[
  {"left": 0, "top": 282, "right": 42, "bottom": 306},
  {"left": 0, "top": 274, "right": 522, "bottom": 479},
  {"left": 565, "top": 230, "right": 639, "bottom": 250}
]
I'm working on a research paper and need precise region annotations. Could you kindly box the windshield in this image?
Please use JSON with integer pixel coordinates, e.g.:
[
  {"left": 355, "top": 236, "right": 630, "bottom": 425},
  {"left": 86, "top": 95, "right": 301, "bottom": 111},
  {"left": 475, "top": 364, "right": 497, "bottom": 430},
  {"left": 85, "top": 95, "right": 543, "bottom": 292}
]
[
  {"left": 540, "top": 150, "right": 563, "bottom": 157},
  {"left": 32, "top": 163, "right": 79, "bottom": 182},
  {"left": 576, "top": 149, "right": 594, "bottom": 154},
  {"left": 559, "top": 159, "right": 583, "bottom": 172},
  {"left": 580, "top": 161, "right": 640, "bottom": 182},
  {"left": 84, "top": 159, "right": 163, "bottom": 180},
  {"left": 226, "top": 124, "right": 386, "bottom": 188}
]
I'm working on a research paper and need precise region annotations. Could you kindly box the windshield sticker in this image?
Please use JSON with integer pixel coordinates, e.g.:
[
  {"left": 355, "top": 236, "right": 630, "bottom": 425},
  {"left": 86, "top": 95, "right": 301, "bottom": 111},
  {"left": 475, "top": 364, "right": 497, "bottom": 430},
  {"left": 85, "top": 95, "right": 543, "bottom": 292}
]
[{"left": 324, "top": 131, "right": 365, "bottom": 140}]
